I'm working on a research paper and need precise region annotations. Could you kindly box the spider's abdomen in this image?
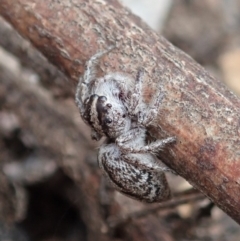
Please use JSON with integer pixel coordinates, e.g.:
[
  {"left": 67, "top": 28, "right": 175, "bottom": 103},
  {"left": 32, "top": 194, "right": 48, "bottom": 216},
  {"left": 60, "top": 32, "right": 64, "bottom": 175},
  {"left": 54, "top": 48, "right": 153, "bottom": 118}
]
[{"left": 99, "top": 144, "right": 171, "bottom": 202}]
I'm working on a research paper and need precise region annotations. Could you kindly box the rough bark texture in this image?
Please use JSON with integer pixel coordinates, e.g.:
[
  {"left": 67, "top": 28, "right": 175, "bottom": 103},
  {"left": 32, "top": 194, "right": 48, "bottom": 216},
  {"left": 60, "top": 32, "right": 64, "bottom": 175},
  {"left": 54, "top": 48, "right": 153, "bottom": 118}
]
[{"left": 0, "top": 0, "right": 240, "bottom": 225}]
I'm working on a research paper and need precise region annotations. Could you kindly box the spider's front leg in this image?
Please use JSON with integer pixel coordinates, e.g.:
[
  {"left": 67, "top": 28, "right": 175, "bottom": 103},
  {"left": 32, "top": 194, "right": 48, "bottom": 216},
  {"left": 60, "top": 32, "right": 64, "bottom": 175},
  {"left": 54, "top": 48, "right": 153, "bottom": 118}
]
[
  {"left": 98, "top": 143, "right": 171, "bottom": 202},
  {"left": 128, "top": 68, "right": 144, "bottom": 113},
  {"left": 128, "top": 68, "right": 165, "bottom": 126},
  {"left": 75, "top": 46, "right": 114, "bottom": 115},
  {"left": 116, "top": 128, "right": 176, "bottom": 155},
  {"left": 138, "top": 91, "right": 165, "bottom": 126}
]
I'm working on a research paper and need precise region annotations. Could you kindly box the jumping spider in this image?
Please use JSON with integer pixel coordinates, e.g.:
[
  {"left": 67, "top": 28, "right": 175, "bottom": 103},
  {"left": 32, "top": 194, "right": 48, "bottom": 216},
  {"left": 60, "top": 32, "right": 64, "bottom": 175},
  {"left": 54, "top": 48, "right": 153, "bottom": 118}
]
[{"left": 75, "top": 47, "right": 176, "bottom": 202}]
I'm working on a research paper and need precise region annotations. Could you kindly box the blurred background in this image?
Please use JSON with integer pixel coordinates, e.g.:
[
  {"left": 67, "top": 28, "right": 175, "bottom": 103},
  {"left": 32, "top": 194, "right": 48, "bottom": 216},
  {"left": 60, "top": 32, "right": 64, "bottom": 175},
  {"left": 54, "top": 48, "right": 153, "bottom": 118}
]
[{"left": 0, "top": 0, "right": 240, "bottom": 240}]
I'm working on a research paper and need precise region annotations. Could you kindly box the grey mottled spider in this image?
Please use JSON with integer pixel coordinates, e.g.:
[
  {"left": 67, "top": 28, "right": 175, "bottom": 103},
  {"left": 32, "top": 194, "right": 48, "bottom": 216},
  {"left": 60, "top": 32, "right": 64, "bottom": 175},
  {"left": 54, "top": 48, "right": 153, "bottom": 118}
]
[{"left": 75, "top": 47, "right": 176, "bottom": 202}]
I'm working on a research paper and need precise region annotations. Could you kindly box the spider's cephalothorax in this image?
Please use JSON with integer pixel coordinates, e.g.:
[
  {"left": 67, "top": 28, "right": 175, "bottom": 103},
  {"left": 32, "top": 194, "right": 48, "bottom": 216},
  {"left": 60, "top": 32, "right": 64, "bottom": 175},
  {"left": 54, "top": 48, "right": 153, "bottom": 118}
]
[
  {"left": 83, "top": 90, "right": 131, "bottom": 140},
  {"left": 75, "top": 47, "right": 176, "bottom": 202}
]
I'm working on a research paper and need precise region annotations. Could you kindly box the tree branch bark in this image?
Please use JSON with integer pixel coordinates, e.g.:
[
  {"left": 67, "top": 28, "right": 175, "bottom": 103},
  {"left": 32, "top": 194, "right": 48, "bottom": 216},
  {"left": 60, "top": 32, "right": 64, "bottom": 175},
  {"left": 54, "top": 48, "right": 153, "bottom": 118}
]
[{"left": 0, "top": 0, "right": 240, "bottom": 224}]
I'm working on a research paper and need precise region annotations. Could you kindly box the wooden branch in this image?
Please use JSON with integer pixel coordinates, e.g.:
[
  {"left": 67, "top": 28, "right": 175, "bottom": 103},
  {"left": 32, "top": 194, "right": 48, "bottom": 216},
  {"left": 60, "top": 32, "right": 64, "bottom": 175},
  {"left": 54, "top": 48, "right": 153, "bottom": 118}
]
[{"left": 1, "top": 0, "right": 240, "bottom": 224}]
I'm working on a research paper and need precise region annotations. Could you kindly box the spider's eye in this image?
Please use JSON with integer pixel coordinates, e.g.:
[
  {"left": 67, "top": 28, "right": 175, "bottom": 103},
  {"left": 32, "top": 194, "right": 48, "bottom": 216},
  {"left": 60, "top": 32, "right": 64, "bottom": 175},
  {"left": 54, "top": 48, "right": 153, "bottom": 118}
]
[
  {"left": 99, "top": 96, "right": 107, "bottom": 103},
  {"left": 105, "top": 117, "right": 112, "bottom": 124},
  {"left": 122, "top": 114, "right": 126, "bottom": 118},
  {"left": 106, "top": 103, "right": 112, "bottom": 108}
]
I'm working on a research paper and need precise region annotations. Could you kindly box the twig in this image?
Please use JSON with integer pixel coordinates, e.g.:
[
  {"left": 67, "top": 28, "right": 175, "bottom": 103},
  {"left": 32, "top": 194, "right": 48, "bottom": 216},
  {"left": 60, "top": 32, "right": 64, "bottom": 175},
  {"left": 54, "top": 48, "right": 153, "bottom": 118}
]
[
  {"left": 108, "top": 189, "right": 205, "bottom": 228},
  {"left": 0, "top": 0, "right": 240, "bottom": 224}
]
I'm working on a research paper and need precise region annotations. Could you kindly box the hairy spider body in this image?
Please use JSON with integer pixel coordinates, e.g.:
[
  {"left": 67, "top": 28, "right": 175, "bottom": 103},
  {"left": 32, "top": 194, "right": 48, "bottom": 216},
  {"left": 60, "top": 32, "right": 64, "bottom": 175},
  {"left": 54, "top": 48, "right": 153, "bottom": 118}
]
[
  {"left": 98, "top": 129, "right": 171, "bottom": 202},
  {"left": 75, "top": 48, "right": 175, "bottom": 202}
]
